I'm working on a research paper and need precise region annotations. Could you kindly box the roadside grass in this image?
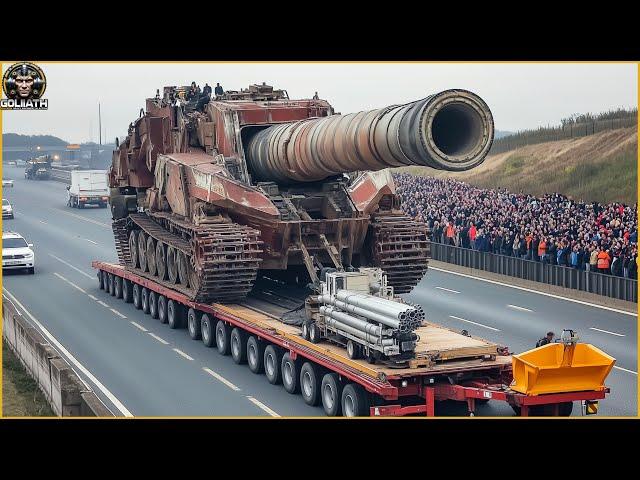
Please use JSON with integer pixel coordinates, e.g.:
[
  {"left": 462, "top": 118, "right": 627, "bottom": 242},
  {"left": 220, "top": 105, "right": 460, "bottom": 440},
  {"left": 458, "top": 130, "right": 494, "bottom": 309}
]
[{"left": 2, "top": 339, "right": 54, "bottom": 417}]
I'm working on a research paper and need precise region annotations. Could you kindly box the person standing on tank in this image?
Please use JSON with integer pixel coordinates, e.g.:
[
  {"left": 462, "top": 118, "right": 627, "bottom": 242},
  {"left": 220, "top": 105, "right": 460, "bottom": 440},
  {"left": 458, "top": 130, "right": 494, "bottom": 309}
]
[{"left": 214, "top": 83, "right": 224, "bottom": 96}]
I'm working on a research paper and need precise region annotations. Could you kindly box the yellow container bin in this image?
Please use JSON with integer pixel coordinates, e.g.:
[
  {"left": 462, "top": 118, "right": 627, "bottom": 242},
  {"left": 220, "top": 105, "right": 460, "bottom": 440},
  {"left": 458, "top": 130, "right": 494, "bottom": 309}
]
[{"left": 511, "top": 343, "right": 615, "bottom": 396}]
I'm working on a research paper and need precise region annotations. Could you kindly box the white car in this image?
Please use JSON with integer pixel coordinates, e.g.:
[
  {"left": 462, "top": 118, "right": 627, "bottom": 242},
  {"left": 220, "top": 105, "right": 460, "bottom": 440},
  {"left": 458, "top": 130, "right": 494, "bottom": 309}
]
[
  {"left": 2, "top": 231, "right": 35, "bottom": 274},
  {"left": 2, "top": 199, "right": 14, "bottom": 219},
  {"left": 3, "top": 179, "right": 14, "bottom": 188}
]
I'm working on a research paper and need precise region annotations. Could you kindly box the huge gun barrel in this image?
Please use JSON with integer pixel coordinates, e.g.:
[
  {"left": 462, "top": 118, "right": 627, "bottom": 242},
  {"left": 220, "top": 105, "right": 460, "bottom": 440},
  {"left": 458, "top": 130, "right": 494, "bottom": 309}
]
[{"left": 245, "top": 89, "right": 494, "bottom": 183}]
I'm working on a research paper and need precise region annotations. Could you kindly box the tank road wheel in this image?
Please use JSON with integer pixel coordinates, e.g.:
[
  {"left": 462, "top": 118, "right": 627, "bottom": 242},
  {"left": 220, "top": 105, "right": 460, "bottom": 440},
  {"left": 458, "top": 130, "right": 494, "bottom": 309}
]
[
  {"left": 108, "top": 274, "right": 115, "bottom": 296},
  {"left": 341, "top": 384, "right": 370, "bottom": 417},
  {"left": 264, "top": 345, "right": 283, "bottom": 385},
  {"left": 157, "top": 295, "right": 167, "bottom": 324},
  {"left": 230, "top": 328, "right": 247, "bottom": 364},
  {"left": 141, "top": 288, "right": 150, "bottom": 314},
  {"left": 281, "top": 352, "right": 300, "bottom": 394},
  {"left": 122, "top": 279, "right": 133, "bottom": 303},
  {"left": 188, "top": 259, "right": 200, "bottom": 293},
  {"left": 114, "top": 276, "right": 123, "bottom": 299},
  {"left": 132, "top": 284, "right": 142, "bottom": 309},
  {"left": 149, "top": 291, "right": 159, "bottom": 319},
  {"left": 167, "top": 247, "right": 179, "bottom": 284},
  {"left": 155, "top": 241, "right": 167, "bottom": 280},
  {"left": 200, "top": 314, "right": 215, "bottom": 347},
  {"left": 300, "top": 362, "right": 322, "bottom": 407},
  {"left": 98, "top": 270, "right": 105, "bottom": 290},
  {"left": 146, "top": 236, "right": 157, "bottom": 277},
  {"left": 177, "top": 251, "right": 190, "bottom": 287},
  {"left": 215, "top": 321, "right": 231, "bottom": 356},
  {"left": 138, "top": 232, "right": 148, "bottom": 272},
  {"left": 187, "top": 308, "right": 202, "bottom": 340},
  {"left": 247, "top": 336, "right": 265, "bottom": 374},
  {"left": 321, "top": 373, "right": 343, "bottom": 416},
  {"left": 129, "top": 230, "right": 139, "bottom": 268},
  {"left": 167, "top": 299, "right": 182, "bottom": 329}
]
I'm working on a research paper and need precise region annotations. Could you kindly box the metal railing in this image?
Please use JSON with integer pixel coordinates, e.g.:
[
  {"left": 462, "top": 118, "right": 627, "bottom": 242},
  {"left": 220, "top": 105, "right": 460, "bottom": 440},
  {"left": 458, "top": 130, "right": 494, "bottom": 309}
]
[{"left": 430, "top": 243, "right": 637, "bottom": 303}]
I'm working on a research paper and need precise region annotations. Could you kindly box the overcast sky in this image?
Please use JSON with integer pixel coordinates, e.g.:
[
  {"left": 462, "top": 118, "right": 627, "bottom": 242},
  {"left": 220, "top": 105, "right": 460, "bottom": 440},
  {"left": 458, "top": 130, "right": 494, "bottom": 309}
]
[{"left": 2, "top": 63, "right": 637, "bottom": 143}]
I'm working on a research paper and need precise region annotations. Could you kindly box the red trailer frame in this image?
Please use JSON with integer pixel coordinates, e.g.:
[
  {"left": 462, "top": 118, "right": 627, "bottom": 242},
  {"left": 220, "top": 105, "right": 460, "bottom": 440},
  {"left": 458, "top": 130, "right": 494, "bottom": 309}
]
[{"left": 92, "top": 261, "right": 610, "bottom": 417}]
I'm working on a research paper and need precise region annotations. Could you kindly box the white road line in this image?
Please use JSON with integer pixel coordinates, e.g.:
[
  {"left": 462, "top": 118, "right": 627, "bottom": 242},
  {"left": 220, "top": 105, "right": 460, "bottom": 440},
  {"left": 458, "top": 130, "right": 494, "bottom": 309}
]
[
  {"left": 613, "top": 366, "right": 638, "bottom": 375},
  {"left": 449, "top": 315, "right": 500, "bottom": 332},
  {"left": 589, "top": 327, "right": 625, "bottom": 337},
  {"left": 430, "top": 266, "right": 637, "bottom": 317},
  {"left": 203, "top": 367, "right": 241, "bottom": 391},
  {"left": 97, "top": 300, "right": 110, "bottom": 308},
  {"left": 507, "top": 304, "right": 533, "bottom": 313},
  {"left": 148, "top": 333, "right": 169, "bottom": 345},
  {"left": 39, "top": 220, "right": 48, "bottom": 224},
  {"left": 435, "top": 286, "right": 461, "bottom": 294},
  {"left": 110, "top": 308, "right": 127, "bottom": 319},
  {"left": 49, "top": 253, "right": 94, "bottom": 279},
  {"left": 2, "top": 288, "right": 132, "bottom": 417},
  {"left": 130, "top": 321, "right": 148, "bottom": 332},
  {"left": 45, "top": 206, "right": 111, "bottom": 228},
  {"left": 84, "top": 238, "right": 99, "bottom": 245},
  {"left": 88, "top": 294, "right": 98, "bottom": 301},
  {"left": 53, "top": 272, "right": 87, "bottom": 294},
  {"left": 246, "top": 396, "right": 280, "bottom": 417},
  {"left": 173, "top": 348, "right": 194, "bottom": 361}
]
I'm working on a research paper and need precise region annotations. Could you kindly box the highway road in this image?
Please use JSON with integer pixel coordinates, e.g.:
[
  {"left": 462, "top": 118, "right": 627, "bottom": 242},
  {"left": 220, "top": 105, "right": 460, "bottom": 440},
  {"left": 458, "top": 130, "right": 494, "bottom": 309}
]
[{"left": 2, "top": 165, "right": 637, "bottom": 416}]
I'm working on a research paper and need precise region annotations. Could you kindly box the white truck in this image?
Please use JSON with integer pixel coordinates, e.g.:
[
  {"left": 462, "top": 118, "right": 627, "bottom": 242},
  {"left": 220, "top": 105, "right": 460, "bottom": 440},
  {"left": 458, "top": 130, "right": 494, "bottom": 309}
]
[{"left": 66, "top": 170, "right": 109, "bottom": 208}]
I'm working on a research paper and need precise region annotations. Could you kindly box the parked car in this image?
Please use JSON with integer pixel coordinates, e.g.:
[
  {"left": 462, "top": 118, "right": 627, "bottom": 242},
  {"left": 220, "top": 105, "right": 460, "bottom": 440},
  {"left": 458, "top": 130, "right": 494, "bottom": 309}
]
[
  {"left": 3, "top": 179, "right": 14, "bottom": 188},
  {"left": 2, "top": 198, "right": 14, "bottom": 219},
  {"left": 6, "top": 160, "right": 17, "bottom": 166},
  {"left": 2, "top": 231, "right": 35, "bottom": 274}
]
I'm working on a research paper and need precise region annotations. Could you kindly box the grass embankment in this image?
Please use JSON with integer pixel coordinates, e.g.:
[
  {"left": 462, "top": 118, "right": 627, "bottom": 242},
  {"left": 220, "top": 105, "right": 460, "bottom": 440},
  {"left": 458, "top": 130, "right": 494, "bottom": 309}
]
[
  {"left": 2, "top": 339, "right": 54, "bottom": 417},
  {"left": 400, "top": 127, "right": 638, "bottom": 205}
]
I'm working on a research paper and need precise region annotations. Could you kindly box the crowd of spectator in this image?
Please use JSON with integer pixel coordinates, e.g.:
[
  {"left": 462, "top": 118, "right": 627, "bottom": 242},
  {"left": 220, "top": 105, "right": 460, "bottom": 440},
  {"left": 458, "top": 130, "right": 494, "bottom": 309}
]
[{"left": 393, "top": 173, "right": 638, "bottom": 279}]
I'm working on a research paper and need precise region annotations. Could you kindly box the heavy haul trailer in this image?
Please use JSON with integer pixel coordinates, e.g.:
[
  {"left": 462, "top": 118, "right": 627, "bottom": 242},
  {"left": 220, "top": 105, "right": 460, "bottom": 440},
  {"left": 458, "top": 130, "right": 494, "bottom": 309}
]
[{"left": 92, "top": 260, "right": 613, "bottom": 417}]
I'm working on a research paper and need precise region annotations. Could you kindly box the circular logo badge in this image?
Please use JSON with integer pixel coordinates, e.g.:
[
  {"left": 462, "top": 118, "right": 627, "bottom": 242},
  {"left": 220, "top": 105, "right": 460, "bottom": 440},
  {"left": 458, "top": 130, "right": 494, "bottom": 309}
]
[{"left": 2, "top": 62, "right": 47, "bottom": 100}]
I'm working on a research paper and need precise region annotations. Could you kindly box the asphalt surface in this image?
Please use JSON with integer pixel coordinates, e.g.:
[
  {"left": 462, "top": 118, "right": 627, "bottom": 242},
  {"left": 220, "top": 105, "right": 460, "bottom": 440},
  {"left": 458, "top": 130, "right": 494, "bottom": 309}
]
[{"left": 2, "top": 165, "right": 637, "bottom": 416}]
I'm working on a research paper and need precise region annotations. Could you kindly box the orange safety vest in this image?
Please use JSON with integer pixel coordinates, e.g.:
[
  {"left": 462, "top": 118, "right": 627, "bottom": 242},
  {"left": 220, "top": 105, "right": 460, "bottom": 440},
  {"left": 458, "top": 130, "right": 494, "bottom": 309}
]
[
  {"left": 538, "top": 241, "right": 546, "bottom": 256},
  {"left": 446, "top": 225, "right": 454, "bottom": 238},
  {"left": 597, "top": 251, "right": 610, "bottom": 269}
]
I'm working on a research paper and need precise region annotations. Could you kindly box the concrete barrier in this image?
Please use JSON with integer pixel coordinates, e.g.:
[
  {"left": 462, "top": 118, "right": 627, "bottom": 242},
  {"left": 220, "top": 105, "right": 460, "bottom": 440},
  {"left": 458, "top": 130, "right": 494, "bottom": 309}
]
[{"left": 2, "top": 297, "right": 116, "bottom": 417}]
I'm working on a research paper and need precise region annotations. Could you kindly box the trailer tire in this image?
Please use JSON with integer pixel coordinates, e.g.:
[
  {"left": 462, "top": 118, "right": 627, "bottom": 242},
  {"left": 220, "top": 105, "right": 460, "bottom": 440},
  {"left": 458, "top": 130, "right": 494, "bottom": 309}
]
[
  {"left": 187, "top": 308, "right": 202, "bottom": 340},
  {"left": 132, "top": 283, "right": 142, "bottom": 309},
  {"left": 230, "top": 328, "right": 247, "bottom": 364},
  {"left": 98, "top": 270, "right": 105, "bottom": 290},
  {"left": 558, "top": 402, "right": 574, "bottom": 416},
  {"left": 107, "top": 274, "right": 115, "bottom": 296},
  {"left": 149, "top": 291, "right": 159, "bottom": 319},
  {"left": 247, "top": 336, "right": 265, "bottom": 374},
  {"left": 341, "top": 384, "right": 370, "bottom": 417},
  {"left": 141, "top": 288, "right": 150, "bottom": 314},
  {"left": 122, "top": 279, "right": 132, "bottom": 303},
  {"left": 114, "top": 276, "right": 123, "bottom": 299},
  {"left": 281, "top": 352, "right": 300, "bottom": 394},
  {"left": 157, "top": 295, "right": 167, "bottom": 323},
  {"left": 215, "top": 321, "right": 231, "bottom": 356},
  {"left": 201, "top": 314, "right": 215, "bottom": 346},
  {"left": 301, "top": 321, "right": 310, "bottom": 341},
  {"left": 264, "top": 345, "right": 283, "bottom": 385},
  {"left": 309, "top": 323, "right": 321, "bottom": 344},
  {"left": 346, "top": 340, "right": 360, "bottom": 360},
  {"left": 167, "top": 300, "right": 182, "bottom": 329},
  {"left": 321, "top": 373, "right": 343, "bottom": 416},
  {"left": 300, "top": 362, "right": 322, "bottom": 406}
]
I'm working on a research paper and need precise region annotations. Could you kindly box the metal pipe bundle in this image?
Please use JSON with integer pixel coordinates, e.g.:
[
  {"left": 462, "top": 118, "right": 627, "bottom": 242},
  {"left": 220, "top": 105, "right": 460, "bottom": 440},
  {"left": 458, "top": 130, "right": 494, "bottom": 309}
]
[
  {"left": 320, "top": 294, "right": 401, "bottom": 329},
  {"left": 245, "top": 89, "right": 494, "bottom": 183},
  {"left": 320, "top": 306, "right": 393, "bottom": 345}
]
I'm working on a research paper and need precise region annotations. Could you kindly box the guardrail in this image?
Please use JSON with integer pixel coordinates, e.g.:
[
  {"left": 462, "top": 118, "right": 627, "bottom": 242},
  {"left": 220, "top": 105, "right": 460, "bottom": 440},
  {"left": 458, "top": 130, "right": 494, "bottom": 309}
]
[
  {"left": 2, "top": 296, "right": 115, "bottom": 416},
  {"left": 430, "top": 243, "right": 637, "bottom": 303},
  {"left": 49, "top": 168, "right": 71, "bottom": 184}
]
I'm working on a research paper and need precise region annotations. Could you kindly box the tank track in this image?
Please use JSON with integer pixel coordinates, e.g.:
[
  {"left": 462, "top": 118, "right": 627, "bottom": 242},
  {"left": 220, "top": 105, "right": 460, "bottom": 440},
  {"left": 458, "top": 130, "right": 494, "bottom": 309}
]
[
  {"left": 370, "top": 212, "right": 430, "bottom": 294},
  {"left": 112, "top": 212, "right": 263, "bottom": 303}
]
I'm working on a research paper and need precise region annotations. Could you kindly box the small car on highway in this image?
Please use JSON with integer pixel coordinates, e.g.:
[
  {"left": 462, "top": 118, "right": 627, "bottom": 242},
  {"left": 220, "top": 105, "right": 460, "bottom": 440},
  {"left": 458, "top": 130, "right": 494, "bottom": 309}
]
[
  {"left": 3, "top": 178, "right": 14, "bottom": 188},
  {"left": 2, "top": 199, "right": 14, "bottom": 219},
  {"left": 2, "top": 231, "right": 35, "bottom": 274}
]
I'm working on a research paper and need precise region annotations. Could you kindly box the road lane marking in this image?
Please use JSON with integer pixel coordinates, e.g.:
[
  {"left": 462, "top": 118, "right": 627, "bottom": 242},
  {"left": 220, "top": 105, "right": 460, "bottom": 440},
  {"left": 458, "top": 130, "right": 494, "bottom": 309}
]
[
  {"left": 2, "top": 288, "right": 132, "bottom": 417},
  {"left": 49, "top": 254, "right": 95, "bottom": 279},
  {"left": 45, "top": 206, "right": 111, "bottom": 228},
  {"left": 53, "top": 272, "right": 87, "bottom": 294},
  {"left": 429, "top": 266, "right": 637, "bottom": 317},
  {"left": 83, "top": 238, "right": 98, "bottom": 245},
  {"left": 97, "top": 300, "right": 110, "bottom": 308},
  {"left": 39, "top": 220, "right": 48, "bottom": 224},
  {"left": 246, "top": 396, "right": 280, "bottom": 417},
  {"left": 110, "top": 308, "right": 127, "bottom": 319},
  {"left": 148, "top": 333, "right": 169, "bottom": 345},
  {"left": 435, "top": 286, "right": 461, "bottom": 294},
  {"left": 130, "top": 321, "right": 148, "bottom": 332},
  {"left": 507, "top": 304, "right": 533, "bottom": 312},
  {"left": 203, "top": 367, "right": 241, "bottom": 391},
  {"left": 589, "top": 327, "right": 625, "bottom": 337},
  {"left": 613, "top": 366, "right": 637, "bottom": 375},
  {"left": 173, "top": 348, "right": 194, "bottom": 361},
  {"left": 88, "top": 294, "right": 98, "bottom": 300},
  {"left": 448, "top": 315, "right": 500, "bottom": 332}
]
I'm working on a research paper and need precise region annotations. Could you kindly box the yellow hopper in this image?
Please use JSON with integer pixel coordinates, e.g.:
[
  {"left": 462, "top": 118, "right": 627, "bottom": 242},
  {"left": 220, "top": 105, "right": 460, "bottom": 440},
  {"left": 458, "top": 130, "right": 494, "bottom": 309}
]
[{"left": 511, "top": 342, "right": 615, "bottom": 396}]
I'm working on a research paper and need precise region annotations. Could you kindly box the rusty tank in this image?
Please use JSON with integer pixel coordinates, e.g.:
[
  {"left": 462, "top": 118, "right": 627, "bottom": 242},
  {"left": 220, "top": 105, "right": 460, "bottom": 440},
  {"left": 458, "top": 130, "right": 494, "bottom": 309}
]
[{"left": 109, "top": 83, "right": 494, "bottom": 302}]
